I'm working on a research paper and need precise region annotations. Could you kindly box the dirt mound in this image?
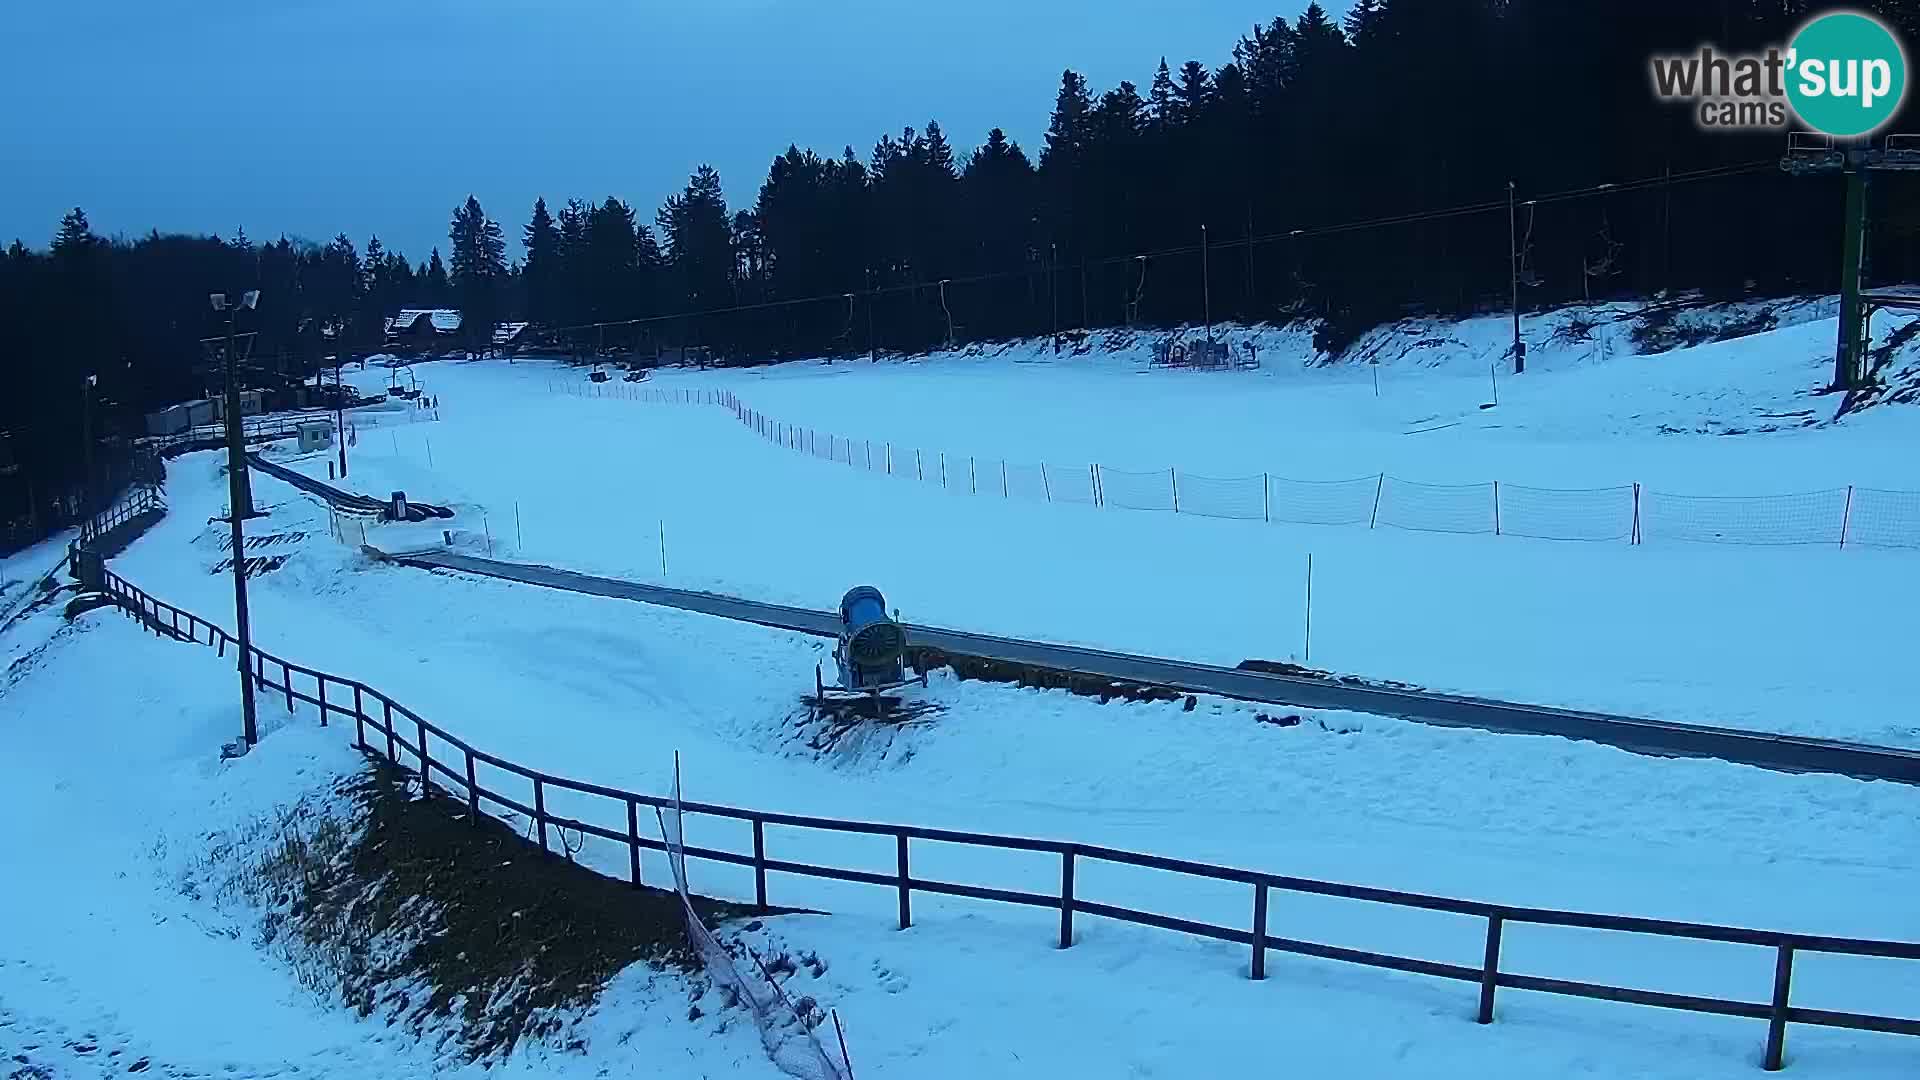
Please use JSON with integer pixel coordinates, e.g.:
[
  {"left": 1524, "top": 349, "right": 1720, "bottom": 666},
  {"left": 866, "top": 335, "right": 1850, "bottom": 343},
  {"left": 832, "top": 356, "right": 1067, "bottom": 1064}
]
[{"left": 182, "top": 760, "right": 751, "bottom": 1063}]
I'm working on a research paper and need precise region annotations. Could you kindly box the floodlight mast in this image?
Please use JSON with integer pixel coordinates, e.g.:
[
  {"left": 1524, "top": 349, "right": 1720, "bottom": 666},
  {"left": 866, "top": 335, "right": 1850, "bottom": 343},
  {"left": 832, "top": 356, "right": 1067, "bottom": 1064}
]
[{"left": 212, "top": 289, "right": 260, "bottom": 749}]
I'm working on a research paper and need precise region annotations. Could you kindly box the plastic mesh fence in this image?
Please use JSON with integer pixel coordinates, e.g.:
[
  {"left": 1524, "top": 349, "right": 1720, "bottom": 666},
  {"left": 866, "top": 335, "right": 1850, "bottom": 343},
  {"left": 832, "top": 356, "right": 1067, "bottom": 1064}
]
[
  {"left": 1376, "top": 478, "right": 1498, "bottom": 535},
  {"left": 1846, "top": 487, "right": 1920, "bottom": 549},
  {"left": 1098, "top": 467, "right": 1177, "bottom": 512},
  {"left": 1001, "top": 461, "right": 1050, "bottom": 502},
  {"left": 1497, "top": 484, "right": 1636, "bottom": 541},
  {"left": 1640, "top": 488, "right": 1847, "bottom": 546},
  {"left": 935, "top": 452, "right": 984, "bottom": 495},
  {"left": 1047, "top": 464, "right": 1098, "bottom": 505},
  {"left": 1265, "top": 475, "right": 1381, "bottom": 527},
  {"left": 1174, "top": 472, "right": 1266, "bottom": 521},
  {"left": 657, "top": 777, "right": 852, "bottom": 1080}
]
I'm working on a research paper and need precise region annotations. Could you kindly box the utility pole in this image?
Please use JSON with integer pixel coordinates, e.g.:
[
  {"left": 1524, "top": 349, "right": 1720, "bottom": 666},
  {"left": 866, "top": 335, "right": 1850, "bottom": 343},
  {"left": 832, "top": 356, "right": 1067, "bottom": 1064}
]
[
  {"left": 1049, "top": 242, "right": 1059, "bottom": 353},
  {"left": 334, "top": 355, "right": 349, "bottom": 479},
  {"left": 80, "top": 374, "right": 96, "bottom": 516},
  {"left": 1245, "top": 202, "right": 1256, "bottom": 313},
  {"left": 1508, "top": 181, "right": 1524, "bottom": 375},
  {"left": 1201, "top": 223, "right": 1212, "bottom": 348},
  {"left": 214, "top": 290, "right": 261, "bottom": 750},
  {"left": 1835, "top": 152, "right": 1870, "bottom": 391}
]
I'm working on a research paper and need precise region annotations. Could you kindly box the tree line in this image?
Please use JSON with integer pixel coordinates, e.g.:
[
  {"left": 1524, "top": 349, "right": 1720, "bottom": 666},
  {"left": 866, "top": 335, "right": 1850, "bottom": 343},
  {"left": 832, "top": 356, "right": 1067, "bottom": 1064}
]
[{"left": 7, "top": 0, "right": 1920, "bottom": 539}]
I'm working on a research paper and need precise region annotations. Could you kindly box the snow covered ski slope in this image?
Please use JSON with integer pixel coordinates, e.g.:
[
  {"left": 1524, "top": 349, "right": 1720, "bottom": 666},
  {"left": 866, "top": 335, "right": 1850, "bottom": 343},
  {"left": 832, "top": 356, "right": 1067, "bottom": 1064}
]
[
  {"left": 309, "top": 310, "right": 1920, "bottom": 748},
  {"left": 12, "top": 302, "right": 1918, "bottom": 1079}
]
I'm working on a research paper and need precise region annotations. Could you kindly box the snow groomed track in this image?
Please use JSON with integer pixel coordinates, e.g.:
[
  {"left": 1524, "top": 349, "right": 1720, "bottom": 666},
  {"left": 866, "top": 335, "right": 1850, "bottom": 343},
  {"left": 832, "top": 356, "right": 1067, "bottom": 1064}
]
[
  {"left": 381, "top": 548, "right": 1920, "bottom": 785},
  {"left": 245, "top": 450, "right": 1920, "bottom": 785}
]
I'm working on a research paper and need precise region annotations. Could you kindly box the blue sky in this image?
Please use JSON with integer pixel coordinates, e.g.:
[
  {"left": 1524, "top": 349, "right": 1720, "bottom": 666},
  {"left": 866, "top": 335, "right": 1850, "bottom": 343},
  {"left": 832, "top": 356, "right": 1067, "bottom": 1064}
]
[{"left": 3, "top": 1, "right": 1316, "bottom": 263}]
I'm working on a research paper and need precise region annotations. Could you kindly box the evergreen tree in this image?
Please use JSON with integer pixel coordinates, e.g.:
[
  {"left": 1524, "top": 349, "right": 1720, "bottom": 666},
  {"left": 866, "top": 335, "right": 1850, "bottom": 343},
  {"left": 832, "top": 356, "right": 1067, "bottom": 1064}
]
[
  {"left": 1173, "top": 61, "right": 1211, "bottom": 123},
  {"left": 584, "top": 197, "right": 642, "bottom": 322},
  {"left": 1148, "top": 59, "right": 1177, "bottom": 130},
  {"left": 449, "top": 195, "right": 507, "bottom": 352},
  {"left": 523, "top": 196, "right": 560, "bottom": 327},
  {"left": 657, "top": 165, "right": 735, "bottom": 312},
  {"left": 1042, "top": 70, "right": 1095, "bottom": 168},
  {"left": 1342, "top": 0, "right": 1388, "bottom": 46},
  {"left": 423, "top": 249, "right": 449, "bottom": 306},
  {"left": 52, "top": 208, "right": 96, "bottom": 257}
]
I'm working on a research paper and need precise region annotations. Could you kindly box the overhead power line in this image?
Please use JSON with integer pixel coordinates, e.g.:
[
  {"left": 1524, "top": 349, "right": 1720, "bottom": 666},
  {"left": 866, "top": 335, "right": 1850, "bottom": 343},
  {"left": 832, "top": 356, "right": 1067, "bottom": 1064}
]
[{"left": 545, "top": 159, "right": 1776, "bottom": 338}]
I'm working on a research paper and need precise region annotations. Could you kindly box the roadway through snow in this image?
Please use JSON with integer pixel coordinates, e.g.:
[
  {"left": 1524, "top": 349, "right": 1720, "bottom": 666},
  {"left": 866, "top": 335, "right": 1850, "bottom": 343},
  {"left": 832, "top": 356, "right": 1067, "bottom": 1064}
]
[{"left": 377, "top": 547, "right": 1920, "bottom": 786}]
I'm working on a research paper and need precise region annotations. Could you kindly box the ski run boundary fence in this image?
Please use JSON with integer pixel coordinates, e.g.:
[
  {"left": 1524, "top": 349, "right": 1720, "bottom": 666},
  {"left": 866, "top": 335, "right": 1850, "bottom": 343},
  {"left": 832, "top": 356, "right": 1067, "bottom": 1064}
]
[
  {"left": 555, "top": 381, "right": 1920, "bottom": 550},
  {"left": 74, "top": 488, "right": 1920, "bottom": 1074}
]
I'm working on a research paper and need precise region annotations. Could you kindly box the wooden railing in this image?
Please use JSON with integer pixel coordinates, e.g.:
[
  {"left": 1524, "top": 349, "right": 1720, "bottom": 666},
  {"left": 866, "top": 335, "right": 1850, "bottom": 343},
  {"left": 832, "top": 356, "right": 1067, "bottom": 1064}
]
[{"left": 76, "top": 487, "right": 1920, "bottom": 1073}]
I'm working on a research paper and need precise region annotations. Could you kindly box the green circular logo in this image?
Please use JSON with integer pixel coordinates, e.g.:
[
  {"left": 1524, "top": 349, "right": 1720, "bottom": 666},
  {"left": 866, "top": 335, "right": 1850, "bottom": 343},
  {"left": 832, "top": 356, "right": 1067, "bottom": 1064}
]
[{"left": 1786, "top": 11, "right": 1907, "bottom": 137}]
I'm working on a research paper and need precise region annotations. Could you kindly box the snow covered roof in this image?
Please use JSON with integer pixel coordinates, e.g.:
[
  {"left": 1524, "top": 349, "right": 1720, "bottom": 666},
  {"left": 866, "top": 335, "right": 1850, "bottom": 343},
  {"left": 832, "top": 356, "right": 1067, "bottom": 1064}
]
[
  {"left": 493, "top": 321, "right": 529, "bottom": 344},
  {"left": 386, "top": 309, "right": 462, "bottom": 334}
]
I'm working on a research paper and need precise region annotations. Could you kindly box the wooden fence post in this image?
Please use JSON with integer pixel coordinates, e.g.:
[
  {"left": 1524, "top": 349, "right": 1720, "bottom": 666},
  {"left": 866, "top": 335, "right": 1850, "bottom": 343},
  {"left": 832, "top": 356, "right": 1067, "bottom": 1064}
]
[
  {"left": 283, "top": 662, "right": 294, "bottom": 713},
  {"left": 534, "top": 778, "right": 549, "bottom": 855},
  {"left": 1764, "top": 944, "right": 1795, "bottom": 1070},
  {"left": 1090, "top": 464, "right": 1101, "bottom": 507},
  {"left": 1251, "top": 884, "right": 1269, "bottom": 979},
  {"left": 1632, "top": 482, "right": 1642, "bottom": 544},
  {"left": 970, "top": 457, "right": 977, "bottom": 494},
  {"left": 1170, "top": 467, "right": 1179, "bottom": 512},
  {"left": 916, "top": 449, "right": 924, "bottom": 482},
  {"left": 1263, "top": 472, "right": 1271, "bottom": 523},
  {"left": 384, "top": 700, "right": 396, "bottom": 761},
  {"left": 1001, "top": 460, "right": 1009, "bottom": 498},
  {"left": 896, "top": 833, "right": 912, "bottom": 930},
  {"left": 753, "top": 818, "right": 769, "bottom": 912},
  {"left": 1041, "top": 463, "right": 1052, "bottom": 502},
  {"left": 317, "top": 678, "right": 328, "bottom": 727},
  {"left": 1370, "top": 473, "right": 1386, "bottom": 528},
  {"left": 353, "top": 685, "right": 365, "bottom": 751},
  {"left": 465, "top": 749, "right": 479, "bottom": 822},
  {"left": 626, "top": 799, "right": 642, "bottom": 888},
  {"left": 1059, "top": 849, "right": 1076, "bottom": 948},
  {"left": 1493, "top": 480, "right": 1502, "bottom": 536},
  {"left": 1477, "top": 915, "right": 1504, "bottom": 1024},
  {"left": 416, "top": 718, "right": 430, "bottom": 795},
  {"left": 1840, "top": 485, "right": 1854, "bottom": 549}
]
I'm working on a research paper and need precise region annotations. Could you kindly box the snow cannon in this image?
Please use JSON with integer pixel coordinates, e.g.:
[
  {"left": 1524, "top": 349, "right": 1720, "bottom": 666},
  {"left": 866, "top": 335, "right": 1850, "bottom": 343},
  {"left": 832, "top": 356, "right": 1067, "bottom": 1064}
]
[
  {"left": 814, "top": 586, "right": 927, "bottom": 719},
  {"left": 837, "top": 586, "right": 905, "bottom": 690}
]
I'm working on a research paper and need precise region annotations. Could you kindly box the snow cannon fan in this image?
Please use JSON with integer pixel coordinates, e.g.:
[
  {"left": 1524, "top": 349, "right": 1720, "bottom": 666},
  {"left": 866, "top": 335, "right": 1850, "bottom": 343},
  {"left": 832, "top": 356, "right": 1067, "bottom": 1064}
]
[{"left": 836, "top": 586, "right": 906, "bottom": 690}]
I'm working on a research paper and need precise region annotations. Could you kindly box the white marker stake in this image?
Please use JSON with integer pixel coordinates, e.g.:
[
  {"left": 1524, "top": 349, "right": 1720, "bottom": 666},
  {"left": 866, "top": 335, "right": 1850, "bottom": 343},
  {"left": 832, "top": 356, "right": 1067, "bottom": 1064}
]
[{"left": 1304, "top": 552, "right": 1314, "bottom": 664}]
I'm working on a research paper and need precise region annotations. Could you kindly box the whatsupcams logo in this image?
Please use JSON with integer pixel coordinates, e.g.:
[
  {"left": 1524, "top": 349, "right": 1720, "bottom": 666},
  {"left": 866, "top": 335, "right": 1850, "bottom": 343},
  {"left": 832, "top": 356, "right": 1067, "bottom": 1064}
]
[{"left": 1649, "top": 10, "right": 1907, "bottom": 136}]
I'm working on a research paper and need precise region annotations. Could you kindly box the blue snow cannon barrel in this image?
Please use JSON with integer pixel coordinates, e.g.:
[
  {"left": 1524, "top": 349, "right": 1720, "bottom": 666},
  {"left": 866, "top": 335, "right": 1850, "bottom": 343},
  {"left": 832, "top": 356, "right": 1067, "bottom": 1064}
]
[{"left": 839, "top": 585, "right": 905, "bottom": 677}]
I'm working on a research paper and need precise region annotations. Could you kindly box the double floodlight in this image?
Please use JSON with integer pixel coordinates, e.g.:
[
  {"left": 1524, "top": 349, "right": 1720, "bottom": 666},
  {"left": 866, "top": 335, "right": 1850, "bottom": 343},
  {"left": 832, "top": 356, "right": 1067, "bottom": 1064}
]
[{"left": 209, "top": 290, "right": 261, "bottom": 312}]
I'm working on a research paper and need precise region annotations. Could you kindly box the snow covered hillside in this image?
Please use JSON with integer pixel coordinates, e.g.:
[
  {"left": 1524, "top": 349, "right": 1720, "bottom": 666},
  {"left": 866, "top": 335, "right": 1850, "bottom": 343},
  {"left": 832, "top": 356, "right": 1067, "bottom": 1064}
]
[
  {"left": 300, "top": 307, "right": 1920, "bottom": 746},
  {"left": 9, "top": 301, "right": 1917, "bottom": 1078},
  {"left": 52, "top": 412, "right": 1915, "bottom": 1075}
]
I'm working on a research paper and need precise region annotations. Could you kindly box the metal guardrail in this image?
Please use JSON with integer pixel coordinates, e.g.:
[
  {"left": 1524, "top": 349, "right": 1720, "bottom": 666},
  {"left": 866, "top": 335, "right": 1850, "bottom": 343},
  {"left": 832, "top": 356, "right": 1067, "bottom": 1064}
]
[
  {"left": 144, "top": 414, "right": 317, "bottom": 455},
  {"left": 75, "top": 485, "right": 164, "bottom": 548},
  {"left": 243, "top": 452, "right": 386, "bottom": 514},
  {"left": 74, "top": 522, "right": 1920, "bottom": 1072}
]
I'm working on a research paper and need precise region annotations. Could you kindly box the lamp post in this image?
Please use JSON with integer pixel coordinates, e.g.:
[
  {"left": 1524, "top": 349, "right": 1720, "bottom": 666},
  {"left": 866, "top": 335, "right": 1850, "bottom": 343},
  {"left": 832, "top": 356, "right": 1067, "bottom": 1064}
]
[
  {"left": 1201, "top": 223, "right": 1213, "bottom": 349},
  {"left": 80, "top": 373, "right": 97, "bottom": 517},
  {"left": 1508, "top": 181, "right": 1525, "bottom": 375},
  {"left": 212, "top": 289, "right": 261, "bottom": 750}
]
